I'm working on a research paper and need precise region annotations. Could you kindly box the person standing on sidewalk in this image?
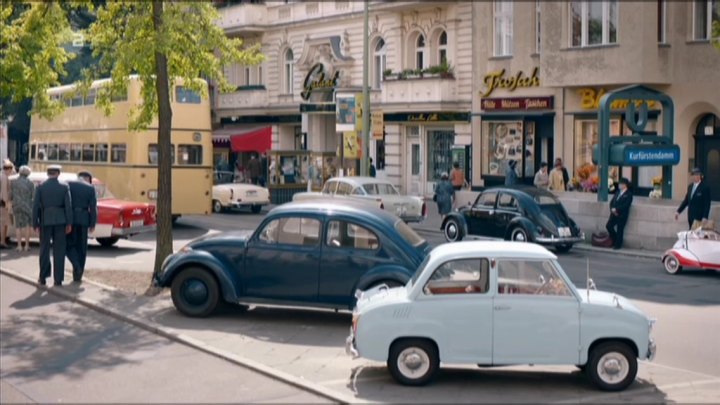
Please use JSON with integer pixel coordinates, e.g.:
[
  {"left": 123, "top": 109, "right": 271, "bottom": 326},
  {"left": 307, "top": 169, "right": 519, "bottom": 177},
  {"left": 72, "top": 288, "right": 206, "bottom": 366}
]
[
  {"left": 247, "top": 154, "right": 261, "bottom": 185},
  {"left": 32, "top": 165, "right": 73, "bottom": 286},
  {"left": 66, "top": 171, "right": 97, "bottom": 283},
  {"left": 10, "top": 165, "right": 35, "bottom": 252},
  {"left": 533, "top": 162, "right": 549, "bottom": 189},
  {"left": 675, "top": 167, "right": 712, "bottom": 229},
  {"left": 0, "top": 160, "right": 14, "bottom": 248},
  {"left": 605, "top": 177, "right": 633, "bottom": 250},
  {"left": 433, "top": 172, "right": 455, "bottom": 228},
  {"left": 548, "top": 160, "right": 566, "bottom": 192}
]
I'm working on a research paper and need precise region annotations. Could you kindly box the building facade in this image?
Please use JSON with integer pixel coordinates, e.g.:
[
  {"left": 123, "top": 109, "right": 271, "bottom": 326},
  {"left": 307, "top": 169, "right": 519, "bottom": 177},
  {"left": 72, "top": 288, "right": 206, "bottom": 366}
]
[
  {"left": 213, "top": 0, "right": 473, "bottom": 197},
  {"left": 471, "top": 0, "right": 720, "bottom": 199}
]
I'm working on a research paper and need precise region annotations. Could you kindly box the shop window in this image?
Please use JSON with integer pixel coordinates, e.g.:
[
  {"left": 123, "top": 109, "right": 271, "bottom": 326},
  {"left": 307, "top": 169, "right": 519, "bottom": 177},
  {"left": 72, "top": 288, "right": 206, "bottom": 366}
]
[
  {"left": 111, "top": 143, "right": 127, "bottom": 163},
  {"left": 373, "top": 38, "right": 386, "bottom": 89},
  {"left": 693, "top": 0, "right": 719, "bottom": 40},
  {"left": 175, "top": 86, "right": 201, "bottom": 104},
  {"left": 570, "top": 0, "right": 618, "bottom": 47},
  {"left": 178, "top": 144, "right": 203, "bottom": 165},
  {"left": 95, "top": 143, "right": 108, "bottom": 162},
  {"left": 82, "top": 143, "right": 95, "bottom": 162},
  {"left": 427, "top": 130, "right": 454, "bottom": 182},
  {"left": 483, "top": 121, "right": 524, "bottom": 177},
  {"left": 148, "top": 143, "right": 176, "bottom": 165},
  {"left": 494, "top": 1, "right": 513, "bottom": 56},
  {"left": 70, "top": 143, "right": 82, "bottom": 161},
  {"left": 284, "top": 49, "right": 294, "bottom": 94}
]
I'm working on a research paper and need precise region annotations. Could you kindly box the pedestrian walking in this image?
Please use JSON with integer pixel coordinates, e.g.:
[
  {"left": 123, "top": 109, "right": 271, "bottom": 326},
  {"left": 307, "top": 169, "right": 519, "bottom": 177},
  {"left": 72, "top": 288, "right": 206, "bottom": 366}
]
[
  {"left": 247, "top": 154, "right": 261, "bottom": 185},
  {"left": 450, "top": 162, "right": 465, "bottom": 191},
  {"left": 675, "top": 167, "right": 712, "bottom": 229},
  {"left": 533, "top": 162, "right": 549, "bottom": 189},
  {"left": 433, "top": 172, "right": 455, "bottom": 228},
  {"left": 369, "top": 157, "right": 377, "bottom": 178},
  {"left": 504, "top": 160, "right": 518, "bottom": 186},
  {"left": 0, "top": 160, "right": 14, "bottom": 248},
  {"left": 548, "top": 161, "right": 566, "bottom": 192},
  {"left": 606, "top": 177, "right": 633, "bottom": 250},
  {"left": 66, "top": 171, "right": 97, "bottom": 283},
  {"left": 32, "top": 165, "right": 73, "bottom": 286},
  {"left": 10, "top": 165, "right": 35, "bottom": 252},
  {"left": 554, "top": 158, "right": 570, "bottom": 190}
]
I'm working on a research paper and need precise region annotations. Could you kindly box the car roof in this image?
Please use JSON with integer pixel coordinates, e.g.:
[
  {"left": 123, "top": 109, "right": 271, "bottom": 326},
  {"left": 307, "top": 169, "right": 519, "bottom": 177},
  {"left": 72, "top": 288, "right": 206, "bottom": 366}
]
[
  {"left": 430, "top": 241, "right": 557, "bottom": 260},
  {"left": 484, "top": 185, "right": 556, "bottom": 198},
  {"left": 13, "top": 171, "right": 103, "bottom": 185},
  {"left": 271, "top": 200, "right": 400, "bottom": 225},
  {"left": 328, "top": 176, "right": 391, "bottom": 186}
]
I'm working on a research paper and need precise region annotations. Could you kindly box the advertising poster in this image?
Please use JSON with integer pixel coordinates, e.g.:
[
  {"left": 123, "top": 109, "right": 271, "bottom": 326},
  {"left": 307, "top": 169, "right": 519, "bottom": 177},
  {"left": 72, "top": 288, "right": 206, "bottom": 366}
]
[{"left": 335, "top": 94, "right": 356, "bottom": 132}]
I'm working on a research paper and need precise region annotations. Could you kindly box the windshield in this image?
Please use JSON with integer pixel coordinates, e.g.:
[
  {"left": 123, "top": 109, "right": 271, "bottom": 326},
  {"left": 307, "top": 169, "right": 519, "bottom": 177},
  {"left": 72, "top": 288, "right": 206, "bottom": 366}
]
[
  {"left": 394, "top": 219, "right": 425, "bottom": 247},
  {"left": 93, "top": 183, "right": 115, "bottom": 199},
  {"left": 409, "top": 254, "right": 432, "bottom": 289},
  {"left": 214, "top": 171, "right": 235, "bottom": 185},
  {"left": 363, "top": 183, "right": 399, "bottom": 195}
]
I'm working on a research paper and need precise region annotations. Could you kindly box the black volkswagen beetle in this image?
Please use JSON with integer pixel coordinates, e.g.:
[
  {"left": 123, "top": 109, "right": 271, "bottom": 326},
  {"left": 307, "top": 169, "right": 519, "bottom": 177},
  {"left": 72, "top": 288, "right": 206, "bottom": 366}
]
[{"left": 441, "top": 185, "right": 584, "bottom": 252}]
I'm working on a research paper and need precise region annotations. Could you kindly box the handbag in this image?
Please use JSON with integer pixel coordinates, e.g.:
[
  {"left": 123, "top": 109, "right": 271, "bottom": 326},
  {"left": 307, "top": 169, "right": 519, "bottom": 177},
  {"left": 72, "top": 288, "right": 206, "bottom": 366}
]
[{"left": 591, "top": 231, "right": 613, "bottom": 248}]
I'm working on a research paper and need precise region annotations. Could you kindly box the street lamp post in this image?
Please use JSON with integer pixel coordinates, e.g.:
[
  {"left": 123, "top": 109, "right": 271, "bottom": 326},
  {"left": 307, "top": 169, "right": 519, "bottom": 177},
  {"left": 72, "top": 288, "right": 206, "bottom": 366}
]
[{"left": 360, "top": 0, "right": 370, "bottom": 176}]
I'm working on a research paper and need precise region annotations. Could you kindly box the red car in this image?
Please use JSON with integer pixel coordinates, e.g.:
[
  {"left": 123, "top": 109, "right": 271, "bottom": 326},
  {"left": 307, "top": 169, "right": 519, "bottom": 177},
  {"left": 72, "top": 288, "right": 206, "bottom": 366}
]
[{"left": 8, "top": 172, "right": 156, "bottom": 247}]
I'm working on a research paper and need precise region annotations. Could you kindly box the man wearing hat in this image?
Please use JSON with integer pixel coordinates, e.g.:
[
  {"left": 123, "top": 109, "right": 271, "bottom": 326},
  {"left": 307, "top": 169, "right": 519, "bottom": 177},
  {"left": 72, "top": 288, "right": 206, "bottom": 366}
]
[
  {"left": 606, "top": 177, "right": 633, "bottom": 250},
  {"left": 66, "top": 171, "right": 97, "bottom": 283},
  {"left": 32, "top": 165, "right": 73, "bottom": 286},
  {"left": 675, "top": 167, "right": 712, "bottom": 229}
]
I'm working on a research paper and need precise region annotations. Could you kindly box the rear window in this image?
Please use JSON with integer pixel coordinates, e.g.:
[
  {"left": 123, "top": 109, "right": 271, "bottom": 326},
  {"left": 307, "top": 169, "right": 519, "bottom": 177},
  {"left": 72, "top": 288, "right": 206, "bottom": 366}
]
[
  {"left": 535, "top": 194, "right": 560, "bottom": 205},
  {"left": 394, "top": 219, "right": 425, "bottom": 247}
]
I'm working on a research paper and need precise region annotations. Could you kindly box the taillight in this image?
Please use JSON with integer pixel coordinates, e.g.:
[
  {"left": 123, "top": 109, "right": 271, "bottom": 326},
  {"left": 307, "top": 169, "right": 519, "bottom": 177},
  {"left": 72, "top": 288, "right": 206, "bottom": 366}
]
[
  {"left": 421, "top": 203, "right": 427, "bottom": 217},
  {"left": 117, "top": 212, "right": 125, "bottom": 227},
  {"left": 380, "top": 203, "right": 384, "bottom": 210}
]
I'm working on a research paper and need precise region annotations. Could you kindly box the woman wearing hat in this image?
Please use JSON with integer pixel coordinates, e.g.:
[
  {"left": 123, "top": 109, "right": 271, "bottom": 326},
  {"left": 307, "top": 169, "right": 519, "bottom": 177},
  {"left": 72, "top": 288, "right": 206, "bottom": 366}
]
[
  {"left": 433, "top": 172, "right": 455, "bottom": 226},
  {"left": 606, "top": 177, "right": 633, "bottom": 250},
  {"left": 0, "top": 159, "right": 15, "bottom": 248},
  {"left": 10, "top": 166, "right": 34, "bottom": 251}
]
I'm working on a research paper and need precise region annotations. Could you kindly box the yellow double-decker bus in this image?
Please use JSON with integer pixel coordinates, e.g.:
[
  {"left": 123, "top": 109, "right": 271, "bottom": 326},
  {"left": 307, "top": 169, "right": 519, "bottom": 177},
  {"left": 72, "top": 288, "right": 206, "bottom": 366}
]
[{"left": 28, "top": 76, "right": 213, "bottom": 220}]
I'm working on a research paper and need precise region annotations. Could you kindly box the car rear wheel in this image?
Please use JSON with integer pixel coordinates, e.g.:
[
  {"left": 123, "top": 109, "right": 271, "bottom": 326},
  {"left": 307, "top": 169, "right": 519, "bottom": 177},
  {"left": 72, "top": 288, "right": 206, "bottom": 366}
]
[
  {"left": 97, "top": 237, "right": 119, "bottom": 247},
  {"left": 510, "top": 227, "right": 529, "bottom": 242},
  {"left": 212, "top": 200, "right": 223, "bottom": 214},
  {"left": 586, "top": 342, "right": 637, "bottom": 391},
  {"left": 555, "top": 244, "right": 573, "bottom": 253},
  {"left": 250, "top": 204, "right": 262, "bottom": 214},
  {"left": 388, "top": 339, "right": 439, "bottom": 386},
  {"left": 171, "top": 267, "right": 220, "bottom": 318},
  {"left": 444, "top": 218, "right": 464, "bottom": 242},
  {"left": 663, "top": 254, "right": 683, "bottom": 274}
]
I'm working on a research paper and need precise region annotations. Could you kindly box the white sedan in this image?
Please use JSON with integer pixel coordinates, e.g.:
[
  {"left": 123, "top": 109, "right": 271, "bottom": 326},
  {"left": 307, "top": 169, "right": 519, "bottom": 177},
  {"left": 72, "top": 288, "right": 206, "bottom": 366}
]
[
  {"left": 212, "top": 171, "right": 270, "bottom": 214},
  {"left": 292, "top": 176, "right": 427, "bottom": 223},
  {"left": 347, "top": 241, "right": 656, "bottom": 391}
]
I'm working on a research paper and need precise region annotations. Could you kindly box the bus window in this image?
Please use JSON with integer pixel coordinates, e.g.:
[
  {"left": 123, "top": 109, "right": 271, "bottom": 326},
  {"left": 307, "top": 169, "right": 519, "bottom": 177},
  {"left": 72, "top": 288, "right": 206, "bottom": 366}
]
[
  {"left": 37, "top": 144, "right": 47, "bottom": 160},
  {"left": 95, "top": 143, "right": 108, "bottom": 162},
  {"left": 85, "top": 89, "right": 96, "bottom": 105},
  {"left": 63, "top": 97, "right": 72, "bottom": 107},
  {"left": 178, "top": 145, "right": 202, "bottom": 165},
  {"left": 58, "top": 144, "right": 71, "bottom": 161},
  {"left": 148, "top": 143, "right": 175, "bottom": 165},
  {"left": 71, "top": 93, "right": 83, "bottom": 107},
  {"left": 175, "top": 86, "right": 201, "bottom": 104},
  {"left": 110, "top": 88, "right": 127, "bottom": 102},
  {"left": 70, "top": 143, "right": 82, "bottom": 161},
  {"left": 48, "top": 143, "right": 59, "bottom": 160},
  {"left": 82, "top": 144, "right": 94, "bottom": 161},
  {"left": 111, "top": 143, "right": 127, "bottom": 163},
  {"left": 30, "top": 144, "right": 36, "bottom": 160}
]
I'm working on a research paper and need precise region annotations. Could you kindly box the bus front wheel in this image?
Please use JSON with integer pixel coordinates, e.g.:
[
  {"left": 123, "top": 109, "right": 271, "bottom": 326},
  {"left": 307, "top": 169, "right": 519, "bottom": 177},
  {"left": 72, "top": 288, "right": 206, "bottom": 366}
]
[{"left": 97, "top": 237, "right": 119, "bottom": 247}]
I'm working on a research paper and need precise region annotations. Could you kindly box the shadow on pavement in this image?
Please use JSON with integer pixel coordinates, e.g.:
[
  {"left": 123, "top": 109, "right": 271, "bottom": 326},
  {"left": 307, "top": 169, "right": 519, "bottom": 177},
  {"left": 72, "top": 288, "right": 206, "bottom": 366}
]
[
  {"left": 10, "top": 289, "right": 65, "bottom": 310},
  {"left": 347, "top": 365, "right": 671, "bottom": 403}
]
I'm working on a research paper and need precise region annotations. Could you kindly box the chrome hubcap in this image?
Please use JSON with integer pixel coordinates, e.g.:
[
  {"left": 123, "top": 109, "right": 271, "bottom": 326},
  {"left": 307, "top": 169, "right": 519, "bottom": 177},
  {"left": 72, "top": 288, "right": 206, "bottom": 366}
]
[
  {"left": 397, "top": 347, "right": 430, "bottom": 378},
  {"left": 597, "top": 352, "right": 629, "bottom": 384},
  {"left": 513, "top": 230, "right": 526, "bottom": 241},
  {"left": 446, "top": 223, "right": 457, "bottom": 239},
  {"left": 183, "top": 279, "right": 209, "bottom": 306},
  {"left": 665, "top": 256, "right": 679, "bottom": 272}
]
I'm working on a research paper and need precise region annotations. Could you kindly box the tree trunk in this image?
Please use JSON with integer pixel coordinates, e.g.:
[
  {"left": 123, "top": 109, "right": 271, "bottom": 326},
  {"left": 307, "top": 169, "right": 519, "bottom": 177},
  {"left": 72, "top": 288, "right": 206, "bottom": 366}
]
[{"left": 151, "top": 0, "right": 173, "bottom": 281}]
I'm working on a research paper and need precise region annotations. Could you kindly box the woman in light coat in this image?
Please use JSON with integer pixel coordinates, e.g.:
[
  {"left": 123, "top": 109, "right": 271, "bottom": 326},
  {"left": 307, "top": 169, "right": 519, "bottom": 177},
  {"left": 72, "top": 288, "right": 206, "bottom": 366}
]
[
  {"left": 10, "top": 166, "right": 35, "bottom": 251},
  {"left": 548, "top": 161, "right": 566, "bottom": 192}
]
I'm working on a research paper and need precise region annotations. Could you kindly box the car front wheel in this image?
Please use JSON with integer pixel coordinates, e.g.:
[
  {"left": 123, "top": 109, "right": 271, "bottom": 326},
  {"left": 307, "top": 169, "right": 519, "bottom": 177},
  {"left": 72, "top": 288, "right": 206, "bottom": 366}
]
[
  {"left": 444, "top": 218, "right": 464, "bottom": 242},
  {"left": 586, "top": 342, "right": 637, "bottom": 391},
  {"left": 388, "top": 339, "right": 439, "bottom": 386},
  {"left": 171, "top": 267, "right": 220, "bottom": 318},
  {"left": 510, "top": 227, "right": 529, "bottom": 242},
  {"left": 663, "top": 254, "right": 683, "bottom": 274},
  {"left": 212, "top": 200, "right": 223, "bottom": 214}
]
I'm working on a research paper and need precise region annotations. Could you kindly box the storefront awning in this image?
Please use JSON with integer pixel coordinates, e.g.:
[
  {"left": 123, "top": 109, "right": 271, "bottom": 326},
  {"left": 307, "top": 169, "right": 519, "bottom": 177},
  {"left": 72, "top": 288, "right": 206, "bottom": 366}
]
[{"left": 229, "top": 126, "right": 271, "bottom": 153}]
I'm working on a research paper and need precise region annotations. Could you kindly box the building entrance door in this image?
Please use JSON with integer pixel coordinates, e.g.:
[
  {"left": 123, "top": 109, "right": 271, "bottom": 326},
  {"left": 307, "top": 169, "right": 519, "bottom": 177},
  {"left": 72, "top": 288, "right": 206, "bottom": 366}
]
[
  {"left": 406, "top": 138, "right": 423, "bottom": 196},
  {"left": 426, "top": 129, "right": 455, "bottom": 195}
]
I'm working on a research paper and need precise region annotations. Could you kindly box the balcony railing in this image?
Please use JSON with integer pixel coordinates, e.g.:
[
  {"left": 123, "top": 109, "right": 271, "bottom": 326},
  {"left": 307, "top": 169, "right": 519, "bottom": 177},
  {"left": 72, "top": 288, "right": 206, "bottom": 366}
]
[
  {"left": 217, "top": 87, "right": 268, "bottom": 109},
  {"left": 217, "top": 3, "right": 268, "bottom": 32},
  {"left": 380, "top": 74, "right": 457, "bottom": 105}
]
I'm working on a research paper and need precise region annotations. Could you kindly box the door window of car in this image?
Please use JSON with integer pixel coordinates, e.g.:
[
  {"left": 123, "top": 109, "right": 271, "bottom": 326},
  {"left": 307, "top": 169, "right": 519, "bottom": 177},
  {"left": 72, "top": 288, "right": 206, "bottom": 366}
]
[
  {"left": 424, "top": 258, "right": 490, "bottom": 295},
  {"left": 351, "top": 187, "right": 366, "bottom": 195},
  {"left": 496, "top": 259, "right": 571, "bottom": 296},
  {"left": 475, "top": 192, "right": 497, "bottom": 208},
  {"left": 364, "top": 183, "right": 399, "bottom": 195},
  {"left": 321, "top": 181, "right": 338, "bottom": 195},
  {"left": 258, "top": 217, "right": 321, "bottom": 246},
  {"left": 326, "top": 220, "right": 379, "bottom": 250},
  {"left": 336, "top": 182, "right": 353, "bottom": 196},
  {"left": 497, "top": 193, "right": 519, "bottom": 211}
]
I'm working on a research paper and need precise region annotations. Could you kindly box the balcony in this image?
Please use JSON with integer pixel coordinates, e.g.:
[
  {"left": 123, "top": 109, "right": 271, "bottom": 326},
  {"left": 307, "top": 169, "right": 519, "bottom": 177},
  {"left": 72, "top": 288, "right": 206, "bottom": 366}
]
[
  {"left": 380, "top": 74, "right": 457, "bottom": 105},
  {"left": 217, "top": 3, "right": 268, "bottom": 34},
  {"left": 216, "top": 86, "right": 268, "bottom": 110}
]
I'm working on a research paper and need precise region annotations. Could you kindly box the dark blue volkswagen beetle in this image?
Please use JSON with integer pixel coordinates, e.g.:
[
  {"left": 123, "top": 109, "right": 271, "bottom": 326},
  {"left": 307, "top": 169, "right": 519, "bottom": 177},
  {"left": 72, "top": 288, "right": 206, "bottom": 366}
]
[{"left": 155, "top": 201, "right": 430, "bottom": 317}]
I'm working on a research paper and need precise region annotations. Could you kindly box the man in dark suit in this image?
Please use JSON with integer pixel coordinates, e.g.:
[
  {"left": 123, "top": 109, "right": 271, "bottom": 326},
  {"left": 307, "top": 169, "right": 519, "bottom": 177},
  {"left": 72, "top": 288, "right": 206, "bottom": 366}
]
[
  {"left": 32, "top": 165, "right": 73, "bottom": 286},
  {"left": 606, "top": 177, "right": 633, "bottom": 250},
  {"left": 66, "top": 171, "right": 97, "bottom": 283},
  {"left": 675, "top": 167, "right": 712, "bottom": 229}
]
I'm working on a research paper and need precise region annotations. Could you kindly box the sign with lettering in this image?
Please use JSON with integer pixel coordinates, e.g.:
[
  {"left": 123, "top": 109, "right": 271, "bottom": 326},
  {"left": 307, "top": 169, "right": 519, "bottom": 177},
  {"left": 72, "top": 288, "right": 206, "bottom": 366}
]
[
  {"left": 593, "top": 144, "right": 681, "bottom": 166},
  {"left": 579, "top": 88, "right": 658, "bottom": 110},
  {"left": 301, "top": 63, "right": 339, "bottom": 101},
  {"left": 480, "top": 67, "right": 540, "bottom": 97},
  {"left": 371, "top": 111, "right": 384, "bottom": 140},
  {"left": 481, "top": 96, "right": 554, "bottom": 111}
]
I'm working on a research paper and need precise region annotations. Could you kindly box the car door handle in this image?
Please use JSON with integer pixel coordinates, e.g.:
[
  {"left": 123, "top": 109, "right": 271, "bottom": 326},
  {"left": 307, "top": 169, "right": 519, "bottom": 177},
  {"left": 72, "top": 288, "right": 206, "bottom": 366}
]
[{"left": 494, "top": 305, "right": 511, "bottom": 310}]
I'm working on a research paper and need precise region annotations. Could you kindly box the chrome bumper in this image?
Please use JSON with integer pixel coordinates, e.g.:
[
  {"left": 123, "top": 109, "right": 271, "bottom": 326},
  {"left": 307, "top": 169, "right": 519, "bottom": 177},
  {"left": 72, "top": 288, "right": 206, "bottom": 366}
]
[
  {"left": 345, "top": 327, "right": 358, "bottom": 358},
  {"left": 401, "top": 215, "right": 426, "bottom": 223},
  {"left": 111, "top": 224, "right": 157, "bottom": 236},
  {"left": 534, "top": 235, "right": 584, "bottom": 245},
  {"left": 647, "top": 338, "right": 657, "bottom": 361},
  {"left": 231, "top": 200, "right": 269, "bottom": 208}
]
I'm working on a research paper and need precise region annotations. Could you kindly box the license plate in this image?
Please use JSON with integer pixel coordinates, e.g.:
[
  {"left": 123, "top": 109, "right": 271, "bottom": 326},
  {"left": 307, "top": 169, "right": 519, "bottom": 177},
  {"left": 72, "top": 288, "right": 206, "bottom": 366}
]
[
  {"left": 246, "top": 190, "right": 257, "bottom": 196},
  {"left": 558, "top": 227, "right": 571, "bottom": 237},
  {"left": 131, "top": 220, "right": 144, "bottom": 228}
]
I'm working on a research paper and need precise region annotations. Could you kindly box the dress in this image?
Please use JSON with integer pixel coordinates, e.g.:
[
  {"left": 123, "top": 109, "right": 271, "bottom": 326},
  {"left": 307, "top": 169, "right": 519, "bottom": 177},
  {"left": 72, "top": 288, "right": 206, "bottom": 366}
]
[
  {"left": 434, "top": 180, "right": 455, "bottom": 215},
  {"left": 10, "top": 176, "right": 35, "bottom": 228},
  {"left": 0, "top": 171, "right": 10, "bottom": 227}
]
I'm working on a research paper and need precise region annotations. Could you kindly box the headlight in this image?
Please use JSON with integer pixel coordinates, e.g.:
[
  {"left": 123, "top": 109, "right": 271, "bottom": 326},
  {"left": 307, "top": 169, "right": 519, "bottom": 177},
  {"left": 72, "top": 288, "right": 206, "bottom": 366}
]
[
  {"left": 352, "top": 313, "right": 360, "bottom": 335},
  {"left": 179, "top": 245, "right": 193, "bottom": 253}
]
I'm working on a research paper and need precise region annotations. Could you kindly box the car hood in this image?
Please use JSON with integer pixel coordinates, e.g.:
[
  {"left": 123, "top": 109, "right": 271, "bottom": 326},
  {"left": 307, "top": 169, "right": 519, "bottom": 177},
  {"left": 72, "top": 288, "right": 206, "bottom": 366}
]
[
  {"left": 577, "top": 289, "right": 647, "bottom": 317},
  {"left": 188, "top": 229, "right": 255, "bottom": 248},
  {"left": 98, "top": 198, "right": 153, "bottom": 210},
  {"left": 355, "top": 284, "right": 408, "bottom": 312},
  {"left": 214, "top": 184, "right": 267, "bottom": 192}
]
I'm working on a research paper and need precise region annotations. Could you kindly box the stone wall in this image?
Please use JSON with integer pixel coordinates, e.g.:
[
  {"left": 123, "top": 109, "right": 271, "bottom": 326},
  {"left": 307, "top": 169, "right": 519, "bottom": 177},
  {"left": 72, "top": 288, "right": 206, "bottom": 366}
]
[{"left": 453, "top": 190, "right": 720, "bottom": 251}]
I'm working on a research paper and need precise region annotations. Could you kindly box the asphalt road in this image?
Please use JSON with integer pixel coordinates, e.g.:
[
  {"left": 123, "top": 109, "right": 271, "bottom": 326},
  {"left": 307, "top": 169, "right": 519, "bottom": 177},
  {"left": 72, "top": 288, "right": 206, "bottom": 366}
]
[{"left": 0, "top": 275, "right": 330, "bottom": 404}]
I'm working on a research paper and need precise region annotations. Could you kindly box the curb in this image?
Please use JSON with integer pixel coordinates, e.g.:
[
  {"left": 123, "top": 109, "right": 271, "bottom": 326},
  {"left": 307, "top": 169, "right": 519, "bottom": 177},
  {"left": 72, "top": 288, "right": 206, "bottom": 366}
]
[{"left": 0, "top": 266, "right": 357, "bottom": 404}]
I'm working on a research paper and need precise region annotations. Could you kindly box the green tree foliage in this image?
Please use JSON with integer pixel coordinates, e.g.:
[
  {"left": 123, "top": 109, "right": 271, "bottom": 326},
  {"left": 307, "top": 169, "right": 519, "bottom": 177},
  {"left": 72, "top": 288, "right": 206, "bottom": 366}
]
[
  {"left": 713, "top": 20, "right": 720, "bottom": 51},
  {"left": 1, "top": 1, "right": 263, "bottom": 284}
]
